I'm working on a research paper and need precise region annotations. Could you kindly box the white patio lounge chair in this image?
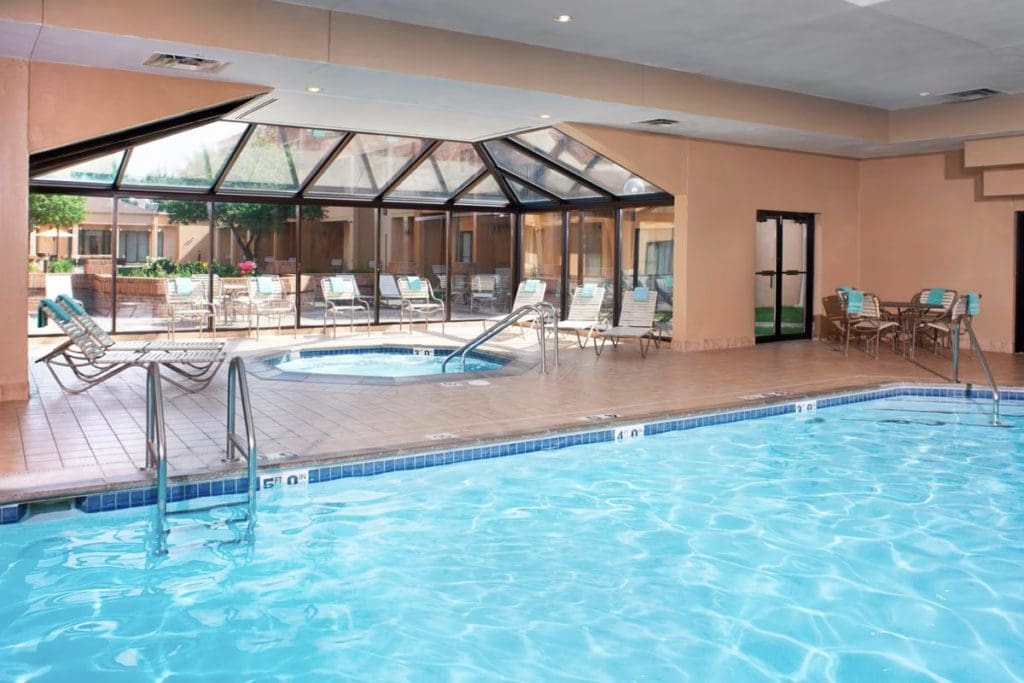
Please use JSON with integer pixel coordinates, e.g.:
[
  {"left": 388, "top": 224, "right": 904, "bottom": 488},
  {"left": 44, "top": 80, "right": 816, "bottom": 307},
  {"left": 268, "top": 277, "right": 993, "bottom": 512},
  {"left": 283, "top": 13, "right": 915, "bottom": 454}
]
[
  {"left": 320, "top": 275, "right": 371, "bottom": 336},
  {"left": 594, "top": 288, "right": 659, "bottom": 357},
  {"left": 558, "top": 284, "right": 607, "bottom": 348},
  {"left": 36, "top": 298, "right": 225, "bottom": 394},
  {"left": 481, "top": 279, "right": 547, "bottom": 335},
  {"left": 470, "top": 274, "right": 498, "bottom": 312},
  {"left": 397, "top": 276, "right": 445, "bottom": 334},
  {"left": 378, "top": 274, "right": 404, "bottom": 308}
]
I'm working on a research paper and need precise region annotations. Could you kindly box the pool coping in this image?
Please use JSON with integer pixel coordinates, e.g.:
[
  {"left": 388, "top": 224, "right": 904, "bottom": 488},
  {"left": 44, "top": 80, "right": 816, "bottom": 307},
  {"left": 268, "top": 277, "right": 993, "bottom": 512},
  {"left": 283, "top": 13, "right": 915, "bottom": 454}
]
[
  {"left": 1, "top": 381, "right": 1018, "bottom": 525},
  {"left": 246, "top": 343, "right": 540, "bottom": 385}
]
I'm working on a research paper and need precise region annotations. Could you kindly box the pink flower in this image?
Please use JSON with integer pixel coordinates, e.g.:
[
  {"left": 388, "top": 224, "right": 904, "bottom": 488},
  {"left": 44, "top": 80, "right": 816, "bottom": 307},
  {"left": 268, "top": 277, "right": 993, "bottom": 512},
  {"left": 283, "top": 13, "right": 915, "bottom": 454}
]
[{"left": 238, "top": 260, "right": 256, "bottom": 275}]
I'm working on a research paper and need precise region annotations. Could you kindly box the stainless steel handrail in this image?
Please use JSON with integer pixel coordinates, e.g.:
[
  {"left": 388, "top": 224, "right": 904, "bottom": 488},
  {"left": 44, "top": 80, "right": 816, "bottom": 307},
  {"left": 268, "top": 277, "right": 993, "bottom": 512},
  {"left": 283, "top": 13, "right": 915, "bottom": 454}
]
[
  {"left": 146, "top": 363, "right": 170, "bottom": 549},
  {"left": 953, "top": 317, "right": 1000, "bottom": 425},
  {"left": 440, "top": 303, "right": 558, "bottom": 374},
  {"left": 225, "top": 356, "right": 259, "bottom": 524}
]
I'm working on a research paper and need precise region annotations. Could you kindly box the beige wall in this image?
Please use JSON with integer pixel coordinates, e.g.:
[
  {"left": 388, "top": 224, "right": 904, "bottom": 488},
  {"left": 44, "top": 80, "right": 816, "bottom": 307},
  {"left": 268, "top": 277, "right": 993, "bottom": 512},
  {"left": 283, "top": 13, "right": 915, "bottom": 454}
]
[
  {"left": 859, "top": 152, "right": 1020, "bottom": 352},
  {"left": 0, "top": 58, "right": 30, "bottom": 401},
  {"left": 566, "top": 124, "right": 861, "bottom": 352}
]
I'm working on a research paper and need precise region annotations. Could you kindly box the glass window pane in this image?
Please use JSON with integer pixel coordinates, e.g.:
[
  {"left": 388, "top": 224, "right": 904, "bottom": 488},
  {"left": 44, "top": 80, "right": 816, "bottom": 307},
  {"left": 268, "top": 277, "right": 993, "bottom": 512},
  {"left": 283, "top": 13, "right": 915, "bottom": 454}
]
[
  {"left": 483, "top": 140, "right": 601, "bottom": 200},
  {"left": 568, "top": 210, "right": 615, "bottom": 319},
  {"left": 621, "top": 206, "right": 674, "bottom": 329},
  {"left": 310, "top": 134, "right": 429, "bottom": 198},
  {"left": 450, "top": 212, "right": 513, "bottom": 320},
  {"left": 297, "top": 206, "right": 377, "bottom": 329},
  {"left": 521, "top": 212, "right": 563, "bottom": 315},
  {"left": 507, "top": 178, "right": 551, "bottom": 204},
  {"left": 456, "top": 174, "right": 509, "bottom": 206},
  {"left": 35, "top": 151, "right": 125, "bottom": 185},
  {"left": 379, "top": 209, "right": 446, "bottom": 326},
  {"left": 221, "top": 125, "right": 343, "bottom": 193},
  {"left": 514, "top": 128, "right": 663, "bottom": 196},
  {"left": 121, "top": 121, "right": 248, "bottom": 188},
  {"left": 388, "top": 142, "right": 483, "bottom": 202}
]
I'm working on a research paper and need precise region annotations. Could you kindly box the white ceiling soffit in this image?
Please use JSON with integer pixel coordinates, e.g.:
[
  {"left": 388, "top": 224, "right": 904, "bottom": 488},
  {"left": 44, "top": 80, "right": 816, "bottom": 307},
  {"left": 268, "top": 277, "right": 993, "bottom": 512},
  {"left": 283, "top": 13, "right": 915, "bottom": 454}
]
[
  {"left": 289, "top": 0, "right": 1024, "bottom": 110},
  {"left": 0, "top": 19, "right": 41, "bottom": 59},
  {"left": 0, "top": 19, "right": 1007, "bottom": 158}
]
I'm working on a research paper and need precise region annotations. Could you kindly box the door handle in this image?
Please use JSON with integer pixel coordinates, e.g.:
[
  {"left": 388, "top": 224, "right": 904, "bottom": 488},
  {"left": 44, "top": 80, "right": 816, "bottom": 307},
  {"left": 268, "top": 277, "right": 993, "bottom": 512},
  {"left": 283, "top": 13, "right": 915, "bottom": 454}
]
[
  {"left": 782, "top": 270, "right": 803, "bottom": 276},
  {"left": 755, "top": 270, "right": 775, "bottom": 276}
]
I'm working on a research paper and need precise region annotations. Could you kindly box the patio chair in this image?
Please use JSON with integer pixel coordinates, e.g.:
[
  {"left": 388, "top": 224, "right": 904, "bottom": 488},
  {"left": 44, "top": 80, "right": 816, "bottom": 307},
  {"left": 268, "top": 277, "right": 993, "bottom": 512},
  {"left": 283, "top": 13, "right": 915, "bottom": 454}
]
[
  {"left": 397, "top": 276, "right": 445, "bottom": 334},
  {"left": 594, "top": 288, "right": 659, "bottom": 357},
  {"left": 557, "top": 284, "right": 607, "bottom": 348},
  {"left": 36, "top": 298, "right": 225, "bottom": 394},
  {"left": 837, "top": 288, "right": 898, "bottom": 358},
  {"left": 320, "top": 275, "right": 371, "bottom": 337},
  {"left": 245, "top": 275, "right": 294, "bottom": 339},
  {"left": 481, "top": 279, "right": 547, "bottom": 335},
  {"left": 191, "top": 273, "right": 229, "bottom": 322},
  {"left": 913, "top": 293, "right": 967, "bottom": 355},
  {"left": 470, "top": 274, "right": 498, "bottom": 312},
  {"left": 378, "top": 274, "right": 404, "bottom": 308},
  {"left": 165, "top": 277, "right": 217, "bottom": 341}
]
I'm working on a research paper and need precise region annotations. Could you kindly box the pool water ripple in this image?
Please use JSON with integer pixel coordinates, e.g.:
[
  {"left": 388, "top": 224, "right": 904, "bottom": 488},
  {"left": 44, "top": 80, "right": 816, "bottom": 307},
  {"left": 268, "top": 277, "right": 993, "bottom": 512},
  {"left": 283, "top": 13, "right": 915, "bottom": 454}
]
[{"left": 1, "top": 396, "right": 1023, "bottom": 680}]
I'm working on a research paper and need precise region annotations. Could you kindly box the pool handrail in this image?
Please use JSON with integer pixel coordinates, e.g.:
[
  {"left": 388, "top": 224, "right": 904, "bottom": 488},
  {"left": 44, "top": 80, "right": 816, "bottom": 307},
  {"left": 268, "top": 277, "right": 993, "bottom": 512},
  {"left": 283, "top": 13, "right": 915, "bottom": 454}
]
[
  {"left": 953, "top": 313, "right": 1000, "bottom": 425},
  {"left": 440, "top": 303, "right": 558, "bottom": 374}
]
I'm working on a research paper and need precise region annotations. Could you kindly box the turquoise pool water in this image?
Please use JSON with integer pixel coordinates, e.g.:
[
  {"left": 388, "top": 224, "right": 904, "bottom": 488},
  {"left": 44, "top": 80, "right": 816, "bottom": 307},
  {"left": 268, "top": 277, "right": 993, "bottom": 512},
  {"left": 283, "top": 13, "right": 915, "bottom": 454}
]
[
  {"left": 1, "top": 396, "right": 1022, "bottom": 681},
  {"left": 271, "top": 347, "right": 504, "bottom": 377}
]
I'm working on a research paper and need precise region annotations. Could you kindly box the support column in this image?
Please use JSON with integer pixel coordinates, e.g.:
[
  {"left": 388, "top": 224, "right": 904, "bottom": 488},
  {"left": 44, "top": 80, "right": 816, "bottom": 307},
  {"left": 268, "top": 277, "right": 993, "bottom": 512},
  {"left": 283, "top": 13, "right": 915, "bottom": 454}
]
[{"left": 0, "top": 58, "right": 30, "bottom": 400}]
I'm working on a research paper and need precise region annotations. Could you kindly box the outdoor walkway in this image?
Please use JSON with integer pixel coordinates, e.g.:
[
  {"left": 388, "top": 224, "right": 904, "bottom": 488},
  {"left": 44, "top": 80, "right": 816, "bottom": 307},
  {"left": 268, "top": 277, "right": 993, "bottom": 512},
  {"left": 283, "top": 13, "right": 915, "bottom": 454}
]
[{"left": 3, "top": 324, "right": 1021, "bottom": 504}]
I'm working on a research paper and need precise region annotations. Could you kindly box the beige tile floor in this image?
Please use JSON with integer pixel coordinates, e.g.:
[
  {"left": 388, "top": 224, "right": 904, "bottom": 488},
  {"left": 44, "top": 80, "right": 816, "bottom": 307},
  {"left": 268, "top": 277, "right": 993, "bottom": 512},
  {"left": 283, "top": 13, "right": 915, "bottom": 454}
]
[{"left": 3, "top": 323, "right": 1022, "bottom": 504}]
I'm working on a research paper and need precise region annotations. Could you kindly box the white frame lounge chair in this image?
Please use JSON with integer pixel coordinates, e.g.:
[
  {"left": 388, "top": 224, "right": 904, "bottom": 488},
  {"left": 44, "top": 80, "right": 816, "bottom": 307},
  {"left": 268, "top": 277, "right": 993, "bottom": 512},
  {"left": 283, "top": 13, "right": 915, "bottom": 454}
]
[
  {"left": 378, "top": 274, "right": 405, "bottom": 308},
  {"left": 594, "top": 288, "right": 659, "bottom": 357},
  {"left": 558, "top": 284, "right": 607, "bottom": 348},
  {"left": 320, "top": 275, "right": 371, "bottom": 336},
  {"left": 36, "top": 298, "right": 225, "bottom": 394},
  {"left": 245, "top": 275, "right": 294, "bottom": 340},
  {"left": 481, "top": 279, "right": 547, "bottom": 335},
  {"left": 470, "top": 274, "right": 498, "bottom": 312},
  {"left": 397, "top": 276, "right": 445, "bottom": 334},
  {"left": 165, "top": 277, "right": 217, "bottom": 341}
]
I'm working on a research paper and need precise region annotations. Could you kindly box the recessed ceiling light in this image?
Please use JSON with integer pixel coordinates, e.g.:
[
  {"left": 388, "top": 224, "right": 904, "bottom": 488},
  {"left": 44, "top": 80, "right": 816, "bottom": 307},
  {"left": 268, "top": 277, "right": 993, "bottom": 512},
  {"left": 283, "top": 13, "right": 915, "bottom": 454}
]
[
  {"left": 539, "top": 114, "right": 552, "bottom": 119},
  {"left": 919, "top": 91, "right": 931, "bottom": 97},
  {"left": 841, "top": 0, "right": 890, "bottom": 6},
  {"left": 306, "top": 86, "right": 322, "bottom": 93},
  {"left": 555, "top": 14, "right": 572, "bottom": 23}
]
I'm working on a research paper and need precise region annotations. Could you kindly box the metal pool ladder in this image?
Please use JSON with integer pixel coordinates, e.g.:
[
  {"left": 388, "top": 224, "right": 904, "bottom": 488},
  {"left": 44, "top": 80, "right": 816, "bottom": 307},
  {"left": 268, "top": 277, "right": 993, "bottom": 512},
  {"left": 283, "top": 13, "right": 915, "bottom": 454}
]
[
  {"left": 146, "top": 358, "right": 258, "bottom": 554},
  {"left": 952, "top": 317, "right": 1000, "bottom": 425},
  {"left": 440, "top": 302, "right": 558, "bottom": 374}
]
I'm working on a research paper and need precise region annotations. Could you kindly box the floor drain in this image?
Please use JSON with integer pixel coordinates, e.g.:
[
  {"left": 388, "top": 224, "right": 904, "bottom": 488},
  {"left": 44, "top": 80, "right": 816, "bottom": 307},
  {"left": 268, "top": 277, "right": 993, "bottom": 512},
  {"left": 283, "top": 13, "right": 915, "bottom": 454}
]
[{"left": 426, "top": 433, "right": 459, "bottom": 440}]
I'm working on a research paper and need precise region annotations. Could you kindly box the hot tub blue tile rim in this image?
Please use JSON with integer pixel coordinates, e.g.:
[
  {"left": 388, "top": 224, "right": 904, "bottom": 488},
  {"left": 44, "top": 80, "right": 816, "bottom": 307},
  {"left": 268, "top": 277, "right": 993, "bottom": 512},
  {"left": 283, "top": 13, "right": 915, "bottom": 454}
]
[{"left": 3, "top": 382, "right": 1017, "bottom": 524}]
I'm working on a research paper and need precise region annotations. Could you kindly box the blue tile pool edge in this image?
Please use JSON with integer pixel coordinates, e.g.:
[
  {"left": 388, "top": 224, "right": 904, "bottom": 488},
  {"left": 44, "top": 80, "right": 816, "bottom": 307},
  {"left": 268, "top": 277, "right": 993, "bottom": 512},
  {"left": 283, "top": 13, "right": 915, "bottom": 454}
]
[{"left": 2, "top": 382, "right": 1018, "bottom": 525}]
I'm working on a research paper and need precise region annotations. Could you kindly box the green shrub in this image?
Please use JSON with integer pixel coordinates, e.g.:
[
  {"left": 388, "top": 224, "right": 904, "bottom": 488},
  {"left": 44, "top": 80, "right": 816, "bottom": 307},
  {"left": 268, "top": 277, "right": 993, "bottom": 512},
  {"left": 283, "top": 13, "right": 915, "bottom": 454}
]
[
  {"left": 48, "top": 258, "right": 75, "bottom": 273},
  {"left": 114, "top": 258, "right": 243, "bottom": 278}
]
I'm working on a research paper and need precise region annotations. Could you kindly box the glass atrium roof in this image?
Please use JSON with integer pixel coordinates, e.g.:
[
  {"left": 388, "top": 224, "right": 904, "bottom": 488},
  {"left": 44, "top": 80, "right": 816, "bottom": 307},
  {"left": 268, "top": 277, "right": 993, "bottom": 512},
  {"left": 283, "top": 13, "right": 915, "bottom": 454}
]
[{"left": 30, "top": 120, "right": 669, "bottom": 210}]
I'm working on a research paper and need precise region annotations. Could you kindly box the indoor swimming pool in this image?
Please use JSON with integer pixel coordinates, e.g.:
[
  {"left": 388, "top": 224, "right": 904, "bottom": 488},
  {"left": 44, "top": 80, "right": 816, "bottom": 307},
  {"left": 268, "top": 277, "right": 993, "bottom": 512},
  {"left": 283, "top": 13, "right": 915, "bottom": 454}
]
[{"left": 0, "top": 394, "right": 1021, "bottom": 681}]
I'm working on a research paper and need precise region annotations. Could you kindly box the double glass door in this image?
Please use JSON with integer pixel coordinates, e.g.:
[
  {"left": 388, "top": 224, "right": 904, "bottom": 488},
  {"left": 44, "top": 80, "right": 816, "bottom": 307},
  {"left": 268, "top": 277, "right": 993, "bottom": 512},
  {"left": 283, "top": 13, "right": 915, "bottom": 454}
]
[{"left": 755, "top": 211, "right": 814, "bottom": 342}]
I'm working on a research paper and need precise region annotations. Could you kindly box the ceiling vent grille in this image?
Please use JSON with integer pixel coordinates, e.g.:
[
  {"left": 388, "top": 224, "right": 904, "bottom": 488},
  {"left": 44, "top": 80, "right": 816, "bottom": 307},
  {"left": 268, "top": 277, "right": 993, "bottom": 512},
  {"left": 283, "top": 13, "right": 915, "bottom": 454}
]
[
  {"left": 636, "top": 118, "right": 679, "bottom": 127},
  {"left": 143, "top": 53, "right": 230, "bottom": 74},
  {"left": 940, "top": 88, "right": 1004, "bottom": 103}
]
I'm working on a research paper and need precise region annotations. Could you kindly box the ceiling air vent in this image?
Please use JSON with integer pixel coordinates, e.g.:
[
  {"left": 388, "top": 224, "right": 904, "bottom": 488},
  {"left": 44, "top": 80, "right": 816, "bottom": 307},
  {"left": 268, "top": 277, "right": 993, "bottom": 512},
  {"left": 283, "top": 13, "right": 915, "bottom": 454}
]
[
  {"left": 940, "top": 88, "right": 1004, "bottom": 103},
  {"left": 143, "top": 53, "right": 230, "bottom": 74},
  {"left": 636, "top": 118, "right": 679, "bottom": 126}
]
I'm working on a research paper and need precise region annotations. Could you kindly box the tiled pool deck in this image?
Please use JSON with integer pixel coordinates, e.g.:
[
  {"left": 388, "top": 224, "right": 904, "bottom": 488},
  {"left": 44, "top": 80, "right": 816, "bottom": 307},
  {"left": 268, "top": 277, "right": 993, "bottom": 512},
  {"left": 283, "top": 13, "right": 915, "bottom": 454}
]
[{"left": 3, "top": 323, "right": 1023, "bottom": 506}]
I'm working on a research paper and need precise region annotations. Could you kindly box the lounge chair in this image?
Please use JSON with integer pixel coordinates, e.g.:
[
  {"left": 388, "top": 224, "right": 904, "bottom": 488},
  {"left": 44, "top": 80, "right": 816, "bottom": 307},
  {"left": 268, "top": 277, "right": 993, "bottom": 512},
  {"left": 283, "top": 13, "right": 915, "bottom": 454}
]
[
  {"left": 397, "top": 276, "right": 445, "bottom": 334},
  {"left": 165, "top": 277, "right": 217, "bottom": 341},
  {"left": 378, "top": 274, "right": 404, "bottom": 308},
  {"left": 557, "top": 284, "right": 607, "bottom": 348},
  {"left": 36, "top": 298, "right": 225, "bottom": 394},
  {"left": 320, "top": 275, "right": 371, "bottom": 336},
  {"left": 481, "top": 279, "right": 547, "bottom": 335},
  {"left": 52, "top": 294, "right": 223, "bottom": 353},
  {"left": 914, "top": 293, "right": 967, "bottom": 355},
  {"left": 594, "top": 288, "right": 659, "bottom": 357},
  {"left": 470, "top": 274, "right": 498, "bottom": 312},
  {"left": 837, "top": 288, "right": 898, "bottom": 358},
  {"left": 245, "top": 275, "right": 293, "bottom": 339}
]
